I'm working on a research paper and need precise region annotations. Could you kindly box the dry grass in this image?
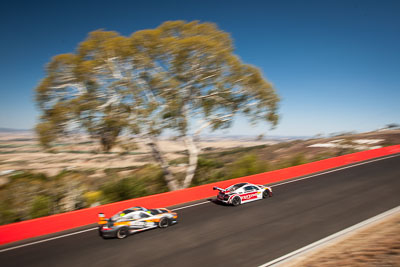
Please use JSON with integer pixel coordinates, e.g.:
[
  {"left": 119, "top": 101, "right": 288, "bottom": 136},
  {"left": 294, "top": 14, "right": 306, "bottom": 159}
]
[{"left": 285, "top": 211, "right": 400, "bottom": 267}]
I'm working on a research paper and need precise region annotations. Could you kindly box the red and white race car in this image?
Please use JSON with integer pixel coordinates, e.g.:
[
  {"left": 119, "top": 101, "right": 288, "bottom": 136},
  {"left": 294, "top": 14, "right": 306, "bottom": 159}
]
[{"left": 213, "top": 182, "right": 272, "bottom": 206}]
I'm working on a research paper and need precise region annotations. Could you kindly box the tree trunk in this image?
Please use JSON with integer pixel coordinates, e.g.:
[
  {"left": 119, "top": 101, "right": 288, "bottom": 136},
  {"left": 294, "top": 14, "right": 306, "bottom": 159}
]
[
  {"left": 182, "top": 135, "right": 199, "bottom": 188},
  {"left": 146, "top": 137, "right": 180, "bottom": 191}
]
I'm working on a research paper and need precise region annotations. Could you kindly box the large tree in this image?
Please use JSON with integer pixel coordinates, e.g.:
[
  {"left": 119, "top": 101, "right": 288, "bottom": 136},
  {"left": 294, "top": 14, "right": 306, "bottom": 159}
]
[{"left": 35, "top": 21, "right": 280, "bottom": 191}]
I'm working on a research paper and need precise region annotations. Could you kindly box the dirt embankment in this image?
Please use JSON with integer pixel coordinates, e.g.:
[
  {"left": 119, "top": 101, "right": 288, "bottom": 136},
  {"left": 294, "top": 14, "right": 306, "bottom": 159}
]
[{"left": 285, "top": 211, "right": 400, "bottom": 266}]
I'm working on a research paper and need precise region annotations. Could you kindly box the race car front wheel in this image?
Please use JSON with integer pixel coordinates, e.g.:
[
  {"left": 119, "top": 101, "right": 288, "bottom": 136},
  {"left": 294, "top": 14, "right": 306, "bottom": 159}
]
[
  {"left": 263, "top": 190, "right": 272, "bottom": 198},
  {"left": 231, "top": 196, "right": 241, "bottom": 206},
  {"left": 159, "top": 217, "right": 170, "bottom": 228},
  {"left": 116, "top": 227, "right": 129, "bottom": 239}
]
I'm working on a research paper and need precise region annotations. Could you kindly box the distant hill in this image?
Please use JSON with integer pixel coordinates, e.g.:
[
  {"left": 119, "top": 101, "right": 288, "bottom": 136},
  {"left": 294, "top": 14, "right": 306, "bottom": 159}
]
[
  {"left": 196, "top": 134, "right": 312, "bottom": 141},
  {"left": 0, "top": 127, "right": 33, "bottom": 133}
]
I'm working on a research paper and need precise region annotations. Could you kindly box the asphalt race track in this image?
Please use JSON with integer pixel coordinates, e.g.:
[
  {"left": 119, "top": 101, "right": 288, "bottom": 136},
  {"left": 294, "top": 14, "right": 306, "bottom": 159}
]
[{"left": 1, "top": 155, "right": 400, "bottom": 267}]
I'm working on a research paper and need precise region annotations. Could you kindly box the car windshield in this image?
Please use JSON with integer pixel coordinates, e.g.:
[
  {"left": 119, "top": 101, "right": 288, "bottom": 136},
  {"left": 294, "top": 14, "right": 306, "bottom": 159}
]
[
  {"left": 111, "top": 209, "right": 134, "bottom": 221},
  {"left": 227, "top": 183, "right": 247, "bottom": 191},
  {"left": 149, "top": 209, "right": 168, "bottom": 215},
  {"left": 131, "top": 206, "right": 147, "bottom": 211},
  {"left": 149, "top": 209, "right": 161, "bottom": 215}
]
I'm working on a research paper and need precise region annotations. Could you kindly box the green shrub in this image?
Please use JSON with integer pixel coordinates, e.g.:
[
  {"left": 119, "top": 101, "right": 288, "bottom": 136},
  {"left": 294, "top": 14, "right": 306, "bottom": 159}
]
[
  {"left": 134, "top": 165, "right": 168, "bottom": 194},
  {"left": 100, "top": 165, "right": 166, "bottom": 203},
  {"left": 104, "top": 166, "right": 139, "bottom": 176},
  {"left": 84, "top": 191, "right": 102, "bottom": 206},
  {"left": 289, "top": 153, "right": 307, "bottom": 166},
  {"left": 215, "top": 145, "right": 267, "bottom": 157},
  {"left": 30, "top": 195, "right": 52, "bottom": 219},
  {"left": 191, "top": 157, "right": 226, "bottom": 186},
  {"left": 197, "top": 157, "right": 223, "bottom": 168},
  {"left": 10, "top": 171, "right": 48, "bottom": 181},
  {"left": 272, "top": 153, "right": 309, "bottom": 170},
  {"left": 336, "top": 147, "right": 357, "bottom": 156},
  {"left": 230, "top": 154, "right": 268, "bottom": 179},
  {"left": 101, "top": 178, "right": 148, "bottom": 203},
  {"left": 169, "top": 157, "right": 188, "bottom": 165},
  {"left": 0, "top": 202, "right": 20, "bottom": 224},
  {"left": 311, "top": 152, "right": 334, "bottom": 162}
]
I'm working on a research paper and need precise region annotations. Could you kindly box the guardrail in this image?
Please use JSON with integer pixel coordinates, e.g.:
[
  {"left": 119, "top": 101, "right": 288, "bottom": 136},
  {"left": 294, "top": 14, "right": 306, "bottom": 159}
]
[{"left": 1, "top": 145, "right": 399, "bottom": 245}]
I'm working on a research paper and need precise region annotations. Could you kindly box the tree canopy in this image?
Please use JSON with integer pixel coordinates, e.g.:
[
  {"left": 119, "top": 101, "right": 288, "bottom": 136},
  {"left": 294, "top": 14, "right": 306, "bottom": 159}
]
[{"left": 35, "top": 20, "right": 280, "bottom": 190}]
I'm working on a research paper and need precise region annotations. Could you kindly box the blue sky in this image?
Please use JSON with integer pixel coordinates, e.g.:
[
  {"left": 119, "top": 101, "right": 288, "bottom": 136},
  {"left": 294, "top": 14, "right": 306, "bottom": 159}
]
[{"left": 0, "top": 0, "right": 399, "bottom": 137}]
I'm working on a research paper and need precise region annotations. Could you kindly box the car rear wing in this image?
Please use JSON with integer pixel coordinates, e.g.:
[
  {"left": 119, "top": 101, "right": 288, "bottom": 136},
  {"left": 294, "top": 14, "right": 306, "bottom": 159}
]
[
  {"left": 213, "top": 186, "right": 226, "bottom": 192},
  {"left": 98, "top": 213, "right": 108, "bottom": 225}
]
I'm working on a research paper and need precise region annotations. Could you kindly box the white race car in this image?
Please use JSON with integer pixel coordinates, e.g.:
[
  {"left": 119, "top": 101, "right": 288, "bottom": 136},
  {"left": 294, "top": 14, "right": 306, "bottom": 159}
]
[{"left": 213, "top": 182, "right": 272, "bottom": 206}]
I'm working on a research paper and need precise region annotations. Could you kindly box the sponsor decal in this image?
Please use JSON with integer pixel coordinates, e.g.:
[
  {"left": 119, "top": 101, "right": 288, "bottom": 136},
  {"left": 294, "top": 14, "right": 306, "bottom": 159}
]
[
  {"left": 131, "top": 221, "right": 144, "bottom": 227},
  {"left": 145, "top": 221, "right": 155, "bottom": 227},
  {"left": 240, "top": 192, "right": 259, "bottom": 200}
]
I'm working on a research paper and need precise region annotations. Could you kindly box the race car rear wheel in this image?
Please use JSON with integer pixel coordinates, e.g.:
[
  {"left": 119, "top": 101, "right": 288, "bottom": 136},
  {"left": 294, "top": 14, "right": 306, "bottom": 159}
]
[
  {"left": 231, "top": 196, "right": 241, "bottom": 206},
  {"left": 159, "top": 217, "right": 170, "bottom": 228},
  {"left": 263, "top": 190, "right": 272, "bottom": 198},
  {"left": 116, "top": 227, "right": 129, "bottom": 239}
]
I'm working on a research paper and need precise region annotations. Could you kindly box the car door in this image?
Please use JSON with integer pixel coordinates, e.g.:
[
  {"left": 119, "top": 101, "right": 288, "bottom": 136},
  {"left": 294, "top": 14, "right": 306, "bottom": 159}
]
[
  {"left": 252, "top": 185, "right": 263, "bottom": 200},
  {"left": 241, "top": 185, "right": 259, "bottom": 203},
  {"left": 137, "top": 212, "right": 157, "bottom": 228},
  {"left": 128, "top": 213, "right": 145, "bottom": 229}
]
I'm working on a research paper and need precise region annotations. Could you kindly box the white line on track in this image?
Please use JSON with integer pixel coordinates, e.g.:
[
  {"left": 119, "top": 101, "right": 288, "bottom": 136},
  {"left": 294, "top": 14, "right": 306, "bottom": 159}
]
[
  {"left": 1, "top": 153, "right": 398, "bottom": 253},
  {"left": 270, "top": 153, "right": 399, "bottom": 188},
  {"left": 0, "top": 228, "right": 98, "bottom": 253},
  {"left": 171, "top": 201, "right": 210, "bottom": 211},
  {"left": 258, "top": 205, "right": 400, "bottom": 267}
]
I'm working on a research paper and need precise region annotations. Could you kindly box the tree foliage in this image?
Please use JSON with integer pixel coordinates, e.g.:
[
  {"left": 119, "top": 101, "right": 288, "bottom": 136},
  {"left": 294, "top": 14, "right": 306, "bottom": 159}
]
[{"left": 35, "top": 20, "right": 280, "bottom": 190}]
